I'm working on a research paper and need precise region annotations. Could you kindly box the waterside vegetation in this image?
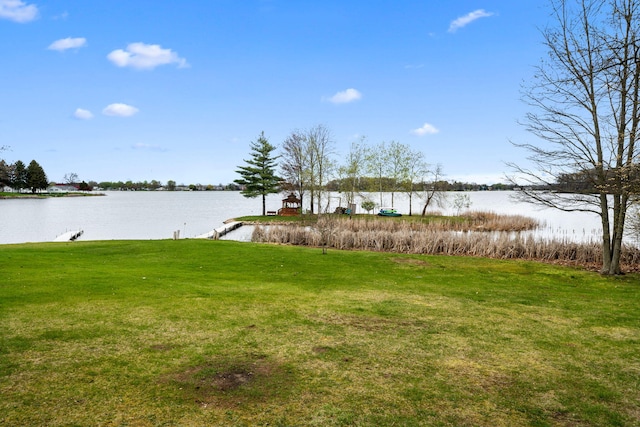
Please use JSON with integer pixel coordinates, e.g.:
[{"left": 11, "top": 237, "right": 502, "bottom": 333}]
[
  {"left": 1, "top": 240, "right": 638, "bottom": 426},
  {"left": 248, "top": 213, "right": 640, "bottom": 272}
]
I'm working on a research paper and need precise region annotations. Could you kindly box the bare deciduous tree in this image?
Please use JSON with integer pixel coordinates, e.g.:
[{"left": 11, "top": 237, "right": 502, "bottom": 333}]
[
  {"left": 419, "top": 164, "right": 447, "bottom": 216},
  {"left": 385, "top": 141, "right": 412, "bottom": 209},
  {"left": 402, "top": 148, "right": 429, "bottom": 216},
  {"left": 336, "top": 136, "right": 368, "bottom": 210},
  {"left": 307, "top": 124, "right": 335, "bottom": 214},
  {"left": 509, "top": 0, "right": 640, "bottom": 274},
  {"left": 280, "top": 125, "right": 335, "bottom": 214},
  {"left": 281, "top": 130, "right": 308, "bottom": 208},
  {"left": 63, "top": 172, "right": 79, "bottom": 185},
  {"left": 366, "top": 141, "right": 388, "bottom": 208}
]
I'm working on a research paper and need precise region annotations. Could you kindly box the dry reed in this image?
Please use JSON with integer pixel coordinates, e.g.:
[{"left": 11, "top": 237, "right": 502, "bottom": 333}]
[{"left": 251, "top": 214, "right": 640, "bottom": 272}]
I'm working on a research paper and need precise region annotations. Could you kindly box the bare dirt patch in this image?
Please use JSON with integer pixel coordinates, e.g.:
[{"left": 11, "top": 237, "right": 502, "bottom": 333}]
[{"left": 163, "top": 354, "right": 294, "bottom": 408}]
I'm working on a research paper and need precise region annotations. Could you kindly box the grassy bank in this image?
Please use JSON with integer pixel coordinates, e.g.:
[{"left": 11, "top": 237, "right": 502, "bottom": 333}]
[{"left": 1, "top": 240, "right": 638, "bottom": 426}]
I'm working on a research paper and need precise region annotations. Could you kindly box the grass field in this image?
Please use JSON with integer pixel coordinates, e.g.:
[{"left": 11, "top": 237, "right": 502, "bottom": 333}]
[{"left": 1, "top": 240, "right": 638, "bottom": 426}]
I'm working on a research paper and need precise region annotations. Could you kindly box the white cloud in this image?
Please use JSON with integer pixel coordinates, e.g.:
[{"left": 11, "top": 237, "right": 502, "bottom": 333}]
[
  {"left": 0, "top": 0, "right": 38, "bottom": 23},
  {"left": 326, "top": 88, "right": 362, "bottom": 104},
  {"left": 74, "top": 108, "right": 93, "bottom": 120},
  {"left": 107, "top": 42, "right": 189, "bottom": 70},
  {"left": 102, "top": 103, "right": 139, "bottom": 117},
  {"left": 448, "top": 9, "right": 494, "bottom": 33},
  {"left": 411, "top": 123, "right": 440, "bottom": 136},
  {"left": 48, "top": 37, "right": 87, "bottom": 52}
]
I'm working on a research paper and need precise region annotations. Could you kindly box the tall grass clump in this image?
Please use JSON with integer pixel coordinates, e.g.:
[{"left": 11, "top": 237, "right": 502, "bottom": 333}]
[
  {"left": 459, "top": 211, "right": 540, "bottom": 231},
  {"left": 252, "top": 215, "right": 640, "bottom": 271}
]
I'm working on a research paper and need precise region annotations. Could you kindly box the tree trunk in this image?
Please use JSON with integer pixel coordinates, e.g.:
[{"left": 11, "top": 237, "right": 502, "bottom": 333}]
[
  {"left": 609, "top": 194, "right": 628, "bottom": 275},
  {"left": 599, "top": 194, "right": 614, "bottom": 274},
  {"left": 299, "top": 192, "right": 304, "bottom": 215}
]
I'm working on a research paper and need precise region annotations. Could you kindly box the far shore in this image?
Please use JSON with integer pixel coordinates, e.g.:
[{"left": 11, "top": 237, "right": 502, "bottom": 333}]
[{"left": 0, "top": 191, "right": 105, "bottom": 199}]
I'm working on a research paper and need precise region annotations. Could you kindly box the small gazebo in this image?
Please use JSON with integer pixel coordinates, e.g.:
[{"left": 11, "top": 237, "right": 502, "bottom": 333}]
[{"left": 278, "top": 193, "right": 301, "bottom": 216}]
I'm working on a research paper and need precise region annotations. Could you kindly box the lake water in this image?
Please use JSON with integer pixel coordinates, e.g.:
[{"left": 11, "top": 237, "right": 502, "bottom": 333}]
[{"left": 0, "top": 190, "right": 616, "bottom": 245}]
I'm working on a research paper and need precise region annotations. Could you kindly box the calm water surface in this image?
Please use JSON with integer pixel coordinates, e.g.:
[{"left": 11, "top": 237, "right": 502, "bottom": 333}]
[
  {"left": 0, "top": 191, "right": 280, "bottom": 244},
  {"left": 0, "top": 191, "right": 607, "bottom": 244}
]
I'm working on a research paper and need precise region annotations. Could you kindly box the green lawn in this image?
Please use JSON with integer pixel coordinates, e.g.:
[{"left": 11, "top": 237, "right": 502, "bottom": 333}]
[{"left": 1, "top": 240, "right": 638, "bottom": 426}]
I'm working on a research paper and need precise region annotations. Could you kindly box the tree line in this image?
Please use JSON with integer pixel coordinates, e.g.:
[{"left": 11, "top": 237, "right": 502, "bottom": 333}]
[
  {"left": 325, "top": 178, "right": 515, "bottom": 193},
  {"left": 0, "top": 147, "right": 245, "bottom": 192},
  {"left": 234, "top": 125, "right": 514, "bottom": 216},
  {"left": 90, "top": 180, "right": 241, "bottom": 191},
  {"left": 0, "top": 158, "right": 48, "bottom": 194}
]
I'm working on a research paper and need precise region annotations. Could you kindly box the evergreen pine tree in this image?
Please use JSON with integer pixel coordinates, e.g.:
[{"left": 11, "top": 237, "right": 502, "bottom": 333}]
[
  {"left": 26, "top": 160, "right": 48, "bottom": 193},
  {"left": 12, "top": 160, "right": 28, "bottom": 191},
  {"left": 234, "top": 132, "right": 281, "bottom": 215}
]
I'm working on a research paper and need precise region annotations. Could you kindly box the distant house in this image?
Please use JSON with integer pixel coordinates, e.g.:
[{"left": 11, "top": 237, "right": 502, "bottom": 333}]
[
  {"left": 2, "top": 185, "right": 13, "bottom": 192},
  {"left": 47, "top": 184, "right": 79, "bottom": 193}
]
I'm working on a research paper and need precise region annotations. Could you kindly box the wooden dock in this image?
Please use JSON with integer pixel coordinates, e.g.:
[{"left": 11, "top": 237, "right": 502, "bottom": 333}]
[
  {"left": 194, "top": 221, "right": 243, "bottom": 240},
  {"left": 53, "top": 229, "right": 84, "bottom": 242}
]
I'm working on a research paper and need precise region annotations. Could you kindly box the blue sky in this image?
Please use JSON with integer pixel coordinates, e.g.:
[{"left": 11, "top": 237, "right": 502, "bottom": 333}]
[{"left": 1, "top": 0, "right": 550, "bottom": 185}]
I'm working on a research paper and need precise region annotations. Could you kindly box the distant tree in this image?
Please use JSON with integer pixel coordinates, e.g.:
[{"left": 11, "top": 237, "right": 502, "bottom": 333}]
[
  {"left": 0, "top": 160, "right": 9, "bottom": 187},
  {"left": 234, "top": 131, "right": 281, "bottom": 215},
  {"left": 78, "top": 181, "right": 92, "bottom": 191},
  {"left": 385, "top": 141, "right": 413, "bottom": 209},
  {"left": 452, "top": 193, "right": 472, "bottom": 215},
  {"left": 167, "top": 180, "right": 176, "bottom": 191},
  {"left": 0, "top": 146, "right": 9, "bottom": 187},
  {"left": 281, "top": 130, "right": 308, "bottom": 209},
  {"left": 366, "top": 142, "right": 388, "bottom": 207},
  {"left": 361, "top": 199, "right": 376, "bottom": 214},
  {"left": 336, "top": 136, "right": 368, "bottom": 209},
  {"left": 280, "top": 125, "right": 334, "bottom": 214},
  {"left": 308, "top": 125, "right": 335, "bottom": 214},
  {"left": 63, "top": 172, "right": 79, "bottom": 185},
  {"left": 26, "top": 160, "right": 48, "bottom": 193},
  {"left": 401, "top": 149, "right": 429, "bottom": 216},
  {"left": 11, "top": 160, "right": 27, "bottom": 191},
  {"left": 419, "top": 164, "right": 448, "bottom": 216}
]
